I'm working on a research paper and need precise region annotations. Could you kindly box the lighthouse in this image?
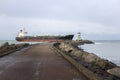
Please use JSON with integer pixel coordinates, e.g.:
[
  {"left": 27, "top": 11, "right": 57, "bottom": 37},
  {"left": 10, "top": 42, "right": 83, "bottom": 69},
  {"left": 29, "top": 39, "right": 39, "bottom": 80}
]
[{"left": 77, "top": 32, "right": 81, "bottom": 41}]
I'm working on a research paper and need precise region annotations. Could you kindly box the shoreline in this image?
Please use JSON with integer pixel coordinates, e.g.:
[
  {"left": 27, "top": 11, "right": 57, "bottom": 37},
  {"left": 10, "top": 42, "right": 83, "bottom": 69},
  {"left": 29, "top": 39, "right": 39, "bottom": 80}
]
[
  {"left": 54, "top": 40, "right": 120, "bottom": 80},
  {"left": 80, "top": 40, "right": 120, "bottom": 66}
]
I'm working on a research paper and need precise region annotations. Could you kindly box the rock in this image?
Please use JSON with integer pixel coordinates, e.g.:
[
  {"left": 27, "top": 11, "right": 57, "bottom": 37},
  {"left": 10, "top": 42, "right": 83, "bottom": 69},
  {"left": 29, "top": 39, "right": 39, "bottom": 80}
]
[
  {"left": 81, "top": 52, "right": 89, "bottom": 60},
  {"left": 84, "top": 53, "right": 100, "bottom": 63},
  {"left": 64, "top": 47, "right": 73, "bottom": 53},
  {"left": 72, "top": 50, "right": 83, "bottom": 58},
  {"left": 23, "top": 43, "right": 29, "bottom": 47},
  {"left": 0, "top": 42, "right": 10, "bottom": 53},
  {"left": 95, "top": 59, "right": 108, "bottom": 69},
  {"left": 107, "top": 67, "right": 120, "bottom": 78},
  {"left": 71, "top": 40, "right": 94, "bottom": 46},
  {"left": 0, "top": 42, "right": 9, "bottom": 49}
]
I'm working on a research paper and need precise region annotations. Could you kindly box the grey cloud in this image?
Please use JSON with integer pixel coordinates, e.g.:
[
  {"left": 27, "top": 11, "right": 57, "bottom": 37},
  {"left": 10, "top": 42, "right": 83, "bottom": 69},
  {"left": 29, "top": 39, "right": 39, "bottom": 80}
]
[{"left": 0, "top": 0, "right": 120, "bottom": 40}]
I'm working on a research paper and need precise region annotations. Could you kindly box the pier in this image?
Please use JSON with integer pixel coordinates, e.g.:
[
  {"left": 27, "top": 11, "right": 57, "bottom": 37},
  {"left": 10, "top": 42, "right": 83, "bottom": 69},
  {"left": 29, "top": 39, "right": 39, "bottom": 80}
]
[
  {"left": 0, "top": 43, "right": 87, "bottom": 80},
  {"left": 0, "top": 40, "right": 120, "bottom": 80}
]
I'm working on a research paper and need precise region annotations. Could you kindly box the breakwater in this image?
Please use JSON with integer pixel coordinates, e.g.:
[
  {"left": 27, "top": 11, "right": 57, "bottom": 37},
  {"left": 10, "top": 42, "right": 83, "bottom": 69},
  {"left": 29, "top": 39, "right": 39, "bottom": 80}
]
[
  {"left": 0, "top": 42, "right": 29, "bottom": 57},
  {"left": 54, "top": 40, "right": 120, "bottom": 80}
]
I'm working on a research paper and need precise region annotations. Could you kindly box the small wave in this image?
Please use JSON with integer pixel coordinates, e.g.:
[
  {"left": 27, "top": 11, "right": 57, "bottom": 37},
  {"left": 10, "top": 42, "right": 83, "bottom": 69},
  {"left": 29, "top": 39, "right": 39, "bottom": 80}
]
[{"left": 95, "top": 42, "right": 102, "bottom": 44}]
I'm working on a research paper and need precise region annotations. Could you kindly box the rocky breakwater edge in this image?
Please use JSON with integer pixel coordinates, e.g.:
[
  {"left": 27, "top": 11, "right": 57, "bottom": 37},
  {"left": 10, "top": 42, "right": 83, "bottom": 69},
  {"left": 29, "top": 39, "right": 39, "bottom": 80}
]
[
  {"left": 54, "top": 40, "right": 120, "bottom": 80},
  {"left": 0, "top": 42, "right": 29, "bottom": 57}
]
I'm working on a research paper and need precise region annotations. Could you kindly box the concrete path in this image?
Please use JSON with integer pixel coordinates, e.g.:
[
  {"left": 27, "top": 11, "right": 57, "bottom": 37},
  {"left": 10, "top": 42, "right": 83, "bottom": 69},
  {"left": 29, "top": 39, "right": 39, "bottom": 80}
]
[{"left": 0, "top": 43, "right": 87, "bottom": 80}]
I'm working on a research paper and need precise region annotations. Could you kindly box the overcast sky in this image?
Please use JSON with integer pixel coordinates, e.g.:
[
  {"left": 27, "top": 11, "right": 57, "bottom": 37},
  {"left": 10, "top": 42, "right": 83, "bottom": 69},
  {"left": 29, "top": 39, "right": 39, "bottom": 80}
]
[{"left": 0, "top": 0, "right": 120, "bottom": 40}]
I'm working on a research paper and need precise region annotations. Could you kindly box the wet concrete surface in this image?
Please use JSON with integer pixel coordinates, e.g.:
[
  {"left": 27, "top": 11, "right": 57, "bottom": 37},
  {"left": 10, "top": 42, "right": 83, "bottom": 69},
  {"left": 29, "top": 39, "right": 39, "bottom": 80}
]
[{"left": 0, "top": 43, "right": 87, "bottom": 80}]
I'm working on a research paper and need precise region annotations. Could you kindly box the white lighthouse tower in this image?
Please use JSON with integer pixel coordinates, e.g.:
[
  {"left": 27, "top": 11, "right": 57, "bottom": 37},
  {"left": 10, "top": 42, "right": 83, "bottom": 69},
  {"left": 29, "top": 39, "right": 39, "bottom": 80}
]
[{"left": 77, "top": 32, "right": 81, "bottom": 41}]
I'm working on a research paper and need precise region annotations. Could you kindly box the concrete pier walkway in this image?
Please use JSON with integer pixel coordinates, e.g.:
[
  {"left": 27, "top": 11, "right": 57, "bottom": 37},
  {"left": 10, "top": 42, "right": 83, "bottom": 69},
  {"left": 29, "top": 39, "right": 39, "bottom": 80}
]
[{"left": 0, "top": 43, "right": 87, "bottom": 80}]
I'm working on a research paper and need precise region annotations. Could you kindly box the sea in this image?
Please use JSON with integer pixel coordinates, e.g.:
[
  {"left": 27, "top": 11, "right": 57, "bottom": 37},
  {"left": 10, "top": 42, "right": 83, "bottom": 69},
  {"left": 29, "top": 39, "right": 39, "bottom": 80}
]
[{"left": 79, "top": 40, "right": 120, "bottom": 66}]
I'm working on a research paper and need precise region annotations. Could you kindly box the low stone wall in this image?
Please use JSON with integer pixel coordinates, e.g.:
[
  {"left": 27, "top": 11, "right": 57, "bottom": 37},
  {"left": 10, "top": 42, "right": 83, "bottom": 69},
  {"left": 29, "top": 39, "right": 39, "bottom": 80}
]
[
  {"left": 54, "top": 41, "right": 120, "bottom": 80},
  {"left": 0, "top": 42, "right": 29, "bottom": 57}
]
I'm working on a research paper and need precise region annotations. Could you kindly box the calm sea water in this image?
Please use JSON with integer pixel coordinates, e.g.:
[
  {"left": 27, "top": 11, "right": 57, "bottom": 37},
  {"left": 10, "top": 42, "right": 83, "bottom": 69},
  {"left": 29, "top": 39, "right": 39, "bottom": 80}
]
[{"left": 80, "top": 40, "right": 120, "bottom": 66}]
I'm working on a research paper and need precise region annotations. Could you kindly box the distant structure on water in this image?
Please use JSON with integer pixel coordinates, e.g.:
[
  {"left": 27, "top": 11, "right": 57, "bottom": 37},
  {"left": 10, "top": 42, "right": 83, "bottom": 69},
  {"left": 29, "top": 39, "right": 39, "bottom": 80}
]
[
  {"left": 16, "top": 29, "right": 74, "bottom": 42},
  {"left": 76, "top": 32, "right": 81, "bottom": 41}
]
